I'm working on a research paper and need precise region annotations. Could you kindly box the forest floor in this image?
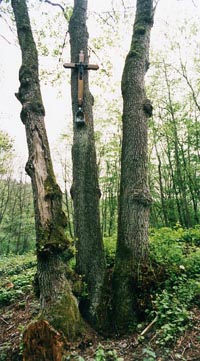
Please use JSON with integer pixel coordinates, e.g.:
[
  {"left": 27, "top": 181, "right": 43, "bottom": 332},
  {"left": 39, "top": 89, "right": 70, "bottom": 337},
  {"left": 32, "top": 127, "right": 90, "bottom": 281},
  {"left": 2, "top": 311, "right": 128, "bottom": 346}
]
[
  {"left": 0, "top": 292, "right": 200, "bottom": 361},
  {"left": 1, "top": 248, "right": 200, "bottom": 361}
]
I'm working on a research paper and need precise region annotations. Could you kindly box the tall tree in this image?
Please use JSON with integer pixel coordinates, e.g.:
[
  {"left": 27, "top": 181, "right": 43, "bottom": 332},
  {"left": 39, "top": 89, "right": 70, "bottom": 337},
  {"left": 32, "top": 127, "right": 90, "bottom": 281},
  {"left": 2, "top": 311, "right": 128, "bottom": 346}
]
[
  {"left": 11, "top": 0, "right": 83, "bottom": 358},
  {"left": 113, "top": 0, "right": 154, "bottom": 330},
  {"left": 68, "top": 0, "right": 105, "bottom": 323}
]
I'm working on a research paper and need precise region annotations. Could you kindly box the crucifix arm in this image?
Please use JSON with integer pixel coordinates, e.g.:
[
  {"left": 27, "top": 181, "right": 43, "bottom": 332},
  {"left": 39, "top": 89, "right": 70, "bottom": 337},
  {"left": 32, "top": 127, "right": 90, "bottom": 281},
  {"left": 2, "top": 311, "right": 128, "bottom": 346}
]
[
  {"left": 63, "top": 63, "right": 76, "bottom": 69},
  {"left": 63, "top": 63, "right": 99, "bottom": 70},
  {"left": 86, "top": 64, "right": 99, "bottom": 70}
]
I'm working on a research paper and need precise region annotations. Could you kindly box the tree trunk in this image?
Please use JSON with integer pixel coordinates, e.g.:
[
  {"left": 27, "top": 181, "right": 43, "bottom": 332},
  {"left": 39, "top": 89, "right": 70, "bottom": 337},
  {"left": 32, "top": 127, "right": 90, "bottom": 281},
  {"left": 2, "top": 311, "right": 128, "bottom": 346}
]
[
  {"left": 68, "top": 0, "right": 105, "bottom": 324},
  {"left": 165, "top": 133, "right": 183, "bottom": 225},
  {"left": 11, "top": 0, "right": 84, "bottom": 354},
  {"left": 180, "top": 143, "right": 199, "bottom": 225},
  {"left": 153, "top": 131, "right": 169, "bottom": 226},
  {"left": 65, "top": 187, "right": 74, "bottom": 238},
  {"left": 113, "top": 0, "right": 154, "bottom": 331}
]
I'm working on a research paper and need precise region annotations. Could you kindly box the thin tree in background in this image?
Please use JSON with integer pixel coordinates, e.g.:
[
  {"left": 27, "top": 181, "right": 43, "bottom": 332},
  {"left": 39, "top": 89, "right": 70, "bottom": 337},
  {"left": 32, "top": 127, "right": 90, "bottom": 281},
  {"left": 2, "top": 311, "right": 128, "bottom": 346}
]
[{"left": 113, "top": 0, "right": 154, "bottom": 330}]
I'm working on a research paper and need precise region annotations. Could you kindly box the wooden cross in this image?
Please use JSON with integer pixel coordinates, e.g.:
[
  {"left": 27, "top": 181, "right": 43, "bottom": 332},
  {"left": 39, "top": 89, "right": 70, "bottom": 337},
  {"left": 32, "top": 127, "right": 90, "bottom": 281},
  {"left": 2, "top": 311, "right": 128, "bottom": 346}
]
[{"left": 63, "top": 50, "right": 99, "bottom": 108}]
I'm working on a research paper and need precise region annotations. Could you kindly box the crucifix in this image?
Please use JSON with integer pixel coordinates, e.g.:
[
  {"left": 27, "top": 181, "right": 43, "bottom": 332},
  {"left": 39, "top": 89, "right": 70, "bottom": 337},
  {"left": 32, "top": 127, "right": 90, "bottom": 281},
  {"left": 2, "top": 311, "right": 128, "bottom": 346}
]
[{"left": 63, "top": 50, "right": 99, "bottom": 126}]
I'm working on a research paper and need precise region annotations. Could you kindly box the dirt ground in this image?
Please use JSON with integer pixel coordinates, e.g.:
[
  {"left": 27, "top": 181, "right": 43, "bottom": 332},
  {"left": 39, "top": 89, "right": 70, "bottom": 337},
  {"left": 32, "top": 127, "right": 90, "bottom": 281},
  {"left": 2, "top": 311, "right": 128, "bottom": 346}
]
[{"left": 0, "top": 295, "right": 200, "bottom": 361}]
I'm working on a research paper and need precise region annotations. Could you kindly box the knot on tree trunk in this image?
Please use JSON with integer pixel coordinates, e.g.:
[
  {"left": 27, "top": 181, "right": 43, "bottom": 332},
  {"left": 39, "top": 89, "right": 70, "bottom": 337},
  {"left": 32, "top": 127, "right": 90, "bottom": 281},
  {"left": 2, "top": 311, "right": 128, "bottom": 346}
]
[
  {"left": 20, "top": 102, "right": 45, "bottom": 124},
  {"left": 143, "top": 98, "right": 153, "bottom": 117},
  {"left": 25, "top": 157, "right": 34, "bottom": 177},
  {"left": 129, "top": 188, "right": 152, "bottom": 206}
]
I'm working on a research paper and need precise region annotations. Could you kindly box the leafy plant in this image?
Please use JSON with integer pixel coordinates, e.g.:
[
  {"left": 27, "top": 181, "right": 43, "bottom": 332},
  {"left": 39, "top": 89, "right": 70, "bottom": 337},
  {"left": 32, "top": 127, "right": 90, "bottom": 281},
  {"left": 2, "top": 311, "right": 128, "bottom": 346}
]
[
  {"left": 0, "top": 342, "right": 11, "bottom": 361},
  {"left": 65, "top": 345, "right": 123, "bottom": 361},
  {"left": 142, "top": 347, "right": 156, "bottom": 361},
  {"left": 95, "top": 344, "right": 123, "bottom": 361},
  {"left": 104, "top": 235, "right": 117, "bottom": 267},
  {"left": 151, "top": 273, "right": 198, "bottom": 345},
  {"left": 143, "top": 227, "right": 200, "bottom": 344},
  {"left": 0, "top": 254, "right": 36, "bottom": 306}
]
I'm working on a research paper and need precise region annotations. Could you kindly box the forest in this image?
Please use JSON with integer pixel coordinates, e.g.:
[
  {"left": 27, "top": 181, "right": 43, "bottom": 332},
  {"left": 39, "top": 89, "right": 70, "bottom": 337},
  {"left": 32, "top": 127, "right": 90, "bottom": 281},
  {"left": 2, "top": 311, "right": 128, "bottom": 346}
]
[{"left": 0, "top": 0, "right": 200, "bottom": 360}]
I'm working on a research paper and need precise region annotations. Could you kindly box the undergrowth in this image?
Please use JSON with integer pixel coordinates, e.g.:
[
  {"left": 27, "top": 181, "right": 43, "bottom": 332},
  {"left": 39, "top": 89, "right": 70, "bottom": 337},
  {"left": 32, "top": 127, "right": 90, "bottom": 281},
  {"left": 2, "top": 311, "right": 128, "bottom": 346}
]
[
  {"left": 104, "top": 226, "right": 200, "bottom": 345},
  {"left": 0, "top": 226, "right": 200, "bottom": 352},
  {"left": 65, "top": 344, "right": 124, "bottom": 360},
  {"left": 0, "top": 253, "right": 36, "bottom": 306},
  {"left": 147, "top": 226, "right": 200, "bottom": 345}
]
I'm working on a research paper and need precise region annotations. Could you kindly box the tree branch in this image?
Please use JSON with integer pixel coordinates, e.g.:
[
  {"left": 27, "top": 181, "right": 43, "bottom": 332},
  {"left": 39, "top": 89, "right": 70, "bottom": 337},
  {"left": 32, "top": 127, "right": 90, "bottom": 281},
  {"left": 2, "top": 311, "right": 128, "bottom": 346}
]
[
  {"left": 88, "top": 45, "right": 111, "bottom": 77},
  {"left": 40, "top": 0, "right": 65, "bottom": 13},
  {"left": 58, "top": 30, "right": 68, "bottom": 62},
  {"left": 141, "top": 316, "right": 158, "bottom": 336},
  {"left": 192, "top": 0, "right": 197, "bottom": 7},
  {"left": 0, "top": 34, "right": 12, "bottom": 44}
]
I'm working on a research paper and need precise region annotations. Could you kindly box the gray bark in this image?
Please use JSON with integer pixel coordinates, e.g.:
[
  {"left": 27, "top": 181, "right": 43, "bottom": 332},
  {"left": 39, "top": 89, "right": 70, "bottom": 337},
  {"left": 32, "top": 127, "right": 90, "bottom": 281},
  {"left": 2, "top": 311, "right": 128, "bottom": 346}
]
[
  {"left": 68, "top": 0, "right": 105, "bottom": 323},
  {"left": 113, "top": 0, "right": 154, "bottom": 331}
]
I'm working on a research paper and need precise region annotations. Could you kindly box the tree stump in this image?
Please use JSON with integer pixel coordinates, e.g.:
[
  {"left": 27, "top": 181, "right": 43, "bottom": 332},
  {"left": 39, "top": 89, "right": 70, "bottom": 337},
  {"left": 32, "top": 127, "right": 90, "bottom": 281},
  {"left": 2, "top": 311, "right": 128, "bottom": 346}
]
[{"left": 23, "top": 320, "right": 64, "bottom": 361}]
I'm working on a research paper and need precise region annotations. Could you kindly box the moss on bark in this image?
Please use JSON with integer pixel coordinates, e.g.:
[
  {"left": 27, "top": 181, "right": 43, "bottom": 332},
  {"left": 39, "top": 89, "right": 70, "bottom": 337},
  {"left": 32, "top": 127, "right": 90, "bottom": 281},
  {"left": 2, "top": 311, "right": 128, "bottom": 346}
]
[
  {"left": 42, "top": 292, "right": 85, "bottom": 339},
  {"left": 11, "top": 0, "right": 85, "bottom": 354}
]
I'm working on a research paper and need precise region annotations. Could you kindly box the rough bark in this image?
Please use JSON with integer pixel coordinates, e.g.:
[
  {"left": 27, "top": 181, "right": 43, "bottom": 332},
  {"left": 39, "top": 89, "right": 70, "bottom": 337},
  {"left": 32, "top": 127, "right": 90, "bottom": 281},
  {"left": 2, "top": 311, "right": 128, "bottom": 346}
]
[
  {"left": 113, "top": 0, "right": 154, "bottom": 331},
  {"left": 68, "top": 0, "right": 105, "bottom": 323},
  {"left": 11, "top": 0, "right": 84, "bottom": 351}
]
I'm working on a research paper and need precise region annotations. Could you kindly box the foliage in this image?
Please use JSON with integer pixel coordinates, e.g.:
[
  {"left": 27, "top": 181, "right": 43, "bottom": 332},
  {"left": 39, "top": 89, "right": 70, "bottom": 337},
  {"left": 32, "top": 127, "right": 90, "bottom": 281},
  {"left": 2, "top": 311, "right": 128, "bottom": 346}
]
[
  {"left": 0, "top": 228, "right": 200, "bottom": 352},
  {"left": 103, "top": 227, "right": 200, "bottom": 345},
  {"left": 0, "top": 342, "right": 12, "bottom": 361},
  {"left": 142, "top": 347, "right": 156, "bottom": 361},
  {"left": 149, "top": 226, "right": 200, "bottom": 272},
  {"left": 151, "top": 275, "right": 199, "bottom": 345},
  {"left": 0, "top": 178, "right": 36, "bottom": 255},
  {"left": 148, "top": 227, "right": 200, "bottom": 345},
  {"left": 95, "top": 344, "right": 123, "bottom": 361},
  {"left": 0, "top": 130, "right": 14, "bottom": 175},
  {"left": 65, "top": 344, "right": 123, "bottom": 361},
  {"left": 1, "top": 0, "right": 200, "bottom": 354},
  {"left": 149, "top": 227, "right": 185, "bottom": 266},
  {"left": 96, "top": 108, "right": 121, "bottom": 238},
  {"left": 147, "top": 19, "right": 200, "bottom": 228},
  {"left": 0, "top": 254, "right": 36, "bottom": 306},
  {"left": 103, "top": 234, "right": 117, "bottom": 267}
]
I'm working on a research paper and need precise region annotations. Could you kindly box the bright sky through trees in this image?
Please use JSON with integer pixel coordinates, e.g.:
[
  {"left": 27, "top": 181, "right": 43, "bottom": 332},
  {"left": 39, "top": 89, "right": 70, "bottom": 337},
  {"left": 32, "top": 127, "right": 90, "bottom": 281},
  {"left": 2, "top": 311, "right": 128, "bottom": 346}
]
[{"left": 0, "top": 0, "right": 199, "bottom": 168}]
